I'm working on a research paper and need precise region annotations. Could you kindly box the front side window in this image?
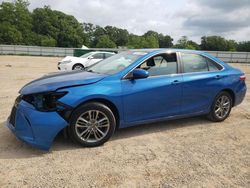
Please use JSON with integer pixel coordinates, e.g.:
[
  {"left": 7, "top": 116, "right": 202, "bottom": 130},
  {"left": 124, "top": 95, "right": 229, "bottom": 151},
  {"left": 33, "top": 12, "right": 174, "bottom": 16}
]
[
  {"left": 80, "top": 52, "right": 95, "bottom": 58},
  {"left": 92, "top": 53, "right": 104, "bottom": 59},
  {"left": 138, "top": 53, "right": 177, "bottom": 76}
]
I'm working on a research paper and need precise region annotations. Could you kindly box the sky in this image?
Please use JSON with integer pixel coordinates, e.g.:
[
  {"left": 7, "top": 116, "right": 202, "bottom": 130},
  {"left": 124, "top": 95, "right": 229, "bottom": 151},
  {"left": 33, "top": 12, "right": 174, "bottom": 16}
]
[{"left": 2, "top": 0, "right": 250, "bottom": 43}]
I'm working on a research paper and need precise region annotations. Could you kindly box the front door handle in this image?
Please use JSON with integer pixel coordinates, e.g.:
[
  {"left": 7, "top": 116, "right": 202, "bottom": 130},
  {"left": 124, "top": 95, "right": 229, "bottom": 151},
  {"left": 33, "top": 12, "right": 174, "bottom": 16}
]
[
  {"left": 171, "top": 80, "right": 180, "bottom": 85},
  {"left": 214, "top": 75, "right": 221, "bottom": 80}
]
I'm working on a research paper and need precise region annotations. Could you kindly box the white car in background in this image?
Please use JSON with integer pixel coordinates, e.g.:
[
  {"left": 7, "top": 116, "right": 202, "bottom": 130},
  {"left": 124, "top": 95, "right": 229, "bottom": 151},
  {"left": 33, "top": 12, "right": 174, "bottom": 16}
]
[{"left": 58, "top": 51, "right": 115, "bottom": 71}]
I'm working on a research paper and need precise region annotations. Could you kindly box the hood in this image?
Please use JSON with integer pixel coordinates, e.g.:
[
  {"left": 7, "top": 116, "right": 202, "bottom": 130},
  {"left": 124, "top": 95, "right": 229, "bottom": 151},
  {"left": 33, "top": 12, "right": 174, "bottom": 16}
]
[
  {"left": 60, "top": 56, "right": 86, "bottom": 62},
  {"left": 20, "top": 71, "right": 107, "bottom": 95}
]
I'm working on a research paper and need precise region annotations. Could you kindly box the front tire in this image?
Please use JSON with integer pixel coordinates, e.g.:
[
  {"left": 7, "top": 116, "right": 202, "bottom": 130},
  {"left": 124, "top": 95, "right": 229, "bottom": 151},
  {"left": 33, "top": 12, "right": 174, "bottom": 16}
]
[
  {"left": 207, "top": 91, "right": 232, "bottom": 122},
  {"left": 72, "top": 64, "right": 84, "bottom": 70},
  {"left": 68, "top": 102, "right": 116, "bottom": 147}
]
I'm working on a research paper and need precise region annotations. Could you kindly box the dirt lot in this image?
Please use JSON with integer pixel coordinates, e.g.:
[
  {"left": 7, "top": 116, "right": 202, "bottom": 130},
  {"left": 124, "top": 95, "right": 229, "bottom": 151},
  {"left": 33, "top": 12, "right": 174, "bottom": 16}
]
[{"left": 0, "top": 55, "right": 249, "bottom": 187}]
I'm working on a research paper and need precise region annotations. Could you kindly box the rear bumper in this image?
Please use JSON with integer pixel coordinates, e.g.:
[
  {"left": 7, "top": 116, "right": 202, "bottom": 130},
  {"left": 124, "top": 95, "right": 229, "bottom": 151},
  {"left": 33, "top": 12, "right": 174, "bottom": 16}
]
[{"left": 6, "top": 100, "right": 68, "bottom": 150}]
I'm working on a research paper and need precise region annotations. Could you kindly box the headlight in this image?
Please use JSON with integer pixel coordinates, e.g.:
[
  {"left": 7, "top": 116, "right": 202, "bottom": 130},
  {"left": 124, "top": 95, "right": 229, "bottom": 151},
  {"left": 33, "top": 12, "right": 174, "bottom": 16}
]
[
  {"left": 22, "top": 91, "right": 68, "bottom": 112},
  {"left": 61, "top": 60, "right": 72, "bottom": 64}
]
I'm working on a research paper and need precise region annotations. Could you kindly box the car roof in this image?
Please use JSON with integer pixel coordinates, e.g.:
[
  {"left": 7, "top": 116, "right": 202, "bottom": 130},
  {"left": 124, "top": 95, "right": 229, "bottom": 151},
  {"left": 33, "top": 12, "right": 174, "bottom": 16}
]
[
  {"left": 128, "top": 48, "right": 203, "bottom": 54},
  {"left": 125, "top": 48, "right": 229, "bottom": 69},
  {"left": 92, "top": 51, "right": 115, "bottom": 54}
]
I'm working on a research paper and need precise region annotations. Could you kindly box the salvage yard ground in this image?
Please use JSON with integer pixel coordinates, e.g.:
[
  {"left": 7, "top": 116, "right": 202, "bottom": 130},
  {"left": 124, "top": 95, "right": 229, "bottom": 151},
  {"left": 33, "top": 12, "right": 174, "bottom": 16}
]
[{"left": 0, "top": 56, "right": 249, "bottom": 187}]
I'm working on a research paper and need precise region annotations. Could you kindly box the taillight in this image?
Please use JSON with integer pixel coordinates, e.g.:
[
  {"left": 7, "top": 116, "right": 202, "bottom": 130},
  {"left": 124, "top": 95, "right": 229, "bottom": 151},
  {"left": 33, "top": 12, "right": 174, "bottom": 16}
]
[{"left": 240, "top": 75, "right": 246, "bottom": 81}]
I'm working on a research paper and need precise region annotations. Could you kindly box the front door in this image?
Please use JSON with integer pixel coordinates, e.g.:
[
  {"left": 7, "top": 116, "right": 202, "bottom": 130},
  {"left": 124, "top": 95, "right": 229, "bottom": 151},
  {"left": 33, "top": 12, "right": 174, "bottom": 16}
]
[{"left": 122, "top": 53, "right": 183, "bottom": 123}]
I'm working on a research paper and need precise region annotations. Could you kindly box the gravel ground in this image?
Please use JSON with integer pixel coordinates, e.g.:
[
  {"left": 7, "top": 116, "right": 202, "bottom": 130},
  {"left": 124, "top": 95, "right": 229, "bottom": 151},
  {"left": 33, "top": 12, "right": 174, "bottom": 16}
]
[{"left": 0, "top": 55, "right": 249, "bottom": 187}]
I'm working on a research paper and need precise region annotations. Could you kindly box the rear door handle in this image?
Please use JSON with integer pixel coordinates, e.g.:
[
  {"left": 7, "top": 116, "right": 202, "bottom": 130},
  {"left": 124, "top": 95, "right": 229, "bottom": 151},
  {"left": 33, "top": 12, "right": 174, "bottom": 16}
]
[{"left": 171, "top": 80, "right": 181, "bottom": 85}]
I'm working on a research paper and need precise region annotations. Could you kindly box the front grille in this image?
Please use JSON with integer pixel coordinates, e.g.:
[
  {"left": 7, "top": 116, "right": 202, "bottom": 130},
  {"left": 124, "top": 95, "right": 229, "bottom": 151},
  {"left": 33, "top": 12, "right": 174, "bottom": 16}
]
[{"left": 9, "top": 106, "right": 17, "bottom": 127}]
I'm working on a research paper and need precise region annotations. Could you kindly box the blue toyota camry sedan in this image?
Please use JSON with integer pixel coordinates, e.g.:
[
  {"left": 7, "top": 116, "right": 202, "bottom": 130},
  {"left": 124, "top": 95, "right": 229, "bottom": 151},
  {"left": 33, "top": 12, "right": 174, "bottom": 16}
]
[{"left": 7, "top": 49, "right": 247, "bottom": 150}]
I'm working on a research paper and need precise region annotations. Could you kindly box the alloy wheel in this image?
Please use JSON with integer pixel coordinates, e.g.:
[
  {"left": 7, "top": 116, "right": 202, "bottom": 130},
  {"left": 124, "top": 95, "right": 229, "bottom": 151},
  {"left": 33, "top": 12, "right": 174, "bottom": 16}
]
[
  {"left": 74, "top": 65, "right": 84, "bottom": 70},
  {"left": 214, "top": 95, "right": 231, "bottom": 119},
  {"left": 75, "top": 110, "right": 110, "bottom": 143}
]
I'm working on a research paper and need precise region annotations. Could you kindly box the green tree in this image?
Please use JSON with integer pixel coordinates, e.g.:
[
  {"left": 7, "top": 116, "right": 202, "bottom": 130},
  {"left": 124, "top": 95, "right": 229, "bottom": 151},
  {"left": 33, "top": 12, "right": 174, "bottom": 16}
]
[
  {"left": 186, "top": 40, "right": 200, "bottom": 50},
  {"left": 32, "top": 6, "right": 59, "bottom": 41},
  {"left": 96, "top": 35, "right": 116, "bottom": 48},
  {"left": 127, "top": 34, "right": 159, "bottom": 49},
  {"left": 175, "top": 36, "right": 188, "bottom": 48},
  {"left": 174, "top": 36, "right": 199, "bottom": 50},
  {"left": 226, "top": 40, "right": 237, "bottom": 51},
  {"left": 0, "top": 0, "right": 32, "bottom": 45},
  {"left": 82, "top": 22, "right": 96, "bottom": 47},
  {"left": 200, "top": 36, "right": 228, "bottom": 51},
  {"left": 127, "top": 34, "right": 144, "bottom": 48},
  {"left": 32, "top": 6, "right": 84, "bottom": 47},
  {"left": 143, "top": 30, "right": 159, "bottom": 39},
  {"left": 14, "top": 0, "right": 33, "bottom": 44},
  {"left": 237, "top": 41, "right": 250, "bottom": 52},
  {"left": 143, "top": 30, "right": 173, "bottom": 48},
  {"left": 143, "top": 35, "right": 159, "bottom": 48},
  {"left": 1, "top": 0, "right": 249, "bottom": 51},
  {"left": 158, "top": 34, "right": 173, "bottom": 48},
  {"left": 91, "top": 26, "right": 106, "bottom": 47},
  {"left": 104, "top": 26, "right": 129, "bottom": 47},
  {"left": 200, "top": 36, "right": 240, "bottom": 51},
  {"left": 0, "top": 23, "right": 22, "bottom": 44},
  {"left": 40, "top": 36, "right": 56, "bottom": 47}
]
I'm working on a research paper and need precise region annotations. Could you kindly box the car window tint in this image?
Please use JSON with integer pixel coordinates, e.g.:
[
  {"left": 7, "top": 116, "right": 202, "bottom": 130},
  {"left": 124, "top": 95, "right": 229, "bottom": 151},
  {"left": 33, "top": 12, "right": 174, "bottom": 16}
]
[
  {"left": 206, "top": 58, "right": 222, "bottom": 71},
  {"left": 182, "top": 53, "right": 208, "bottom": 73},
  {"left": 104, "top": 53, "right": 113, "bottom": 59},
  {"left": 92, "top": 53, "right": 104, "bottom": 59},
  {"left": 139, "top": 53, "right": 177, "bottom": 76}
]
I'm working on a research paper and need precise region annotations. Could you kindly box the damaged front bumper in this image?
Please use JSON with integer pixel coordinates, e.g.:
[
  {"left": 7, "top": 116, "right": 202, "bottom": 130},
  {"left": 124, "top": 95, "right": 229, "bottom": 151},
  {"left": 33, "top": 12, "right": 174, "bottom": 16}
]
[{"left": 6, "top": 99, "right": 68, "bottom": 150}]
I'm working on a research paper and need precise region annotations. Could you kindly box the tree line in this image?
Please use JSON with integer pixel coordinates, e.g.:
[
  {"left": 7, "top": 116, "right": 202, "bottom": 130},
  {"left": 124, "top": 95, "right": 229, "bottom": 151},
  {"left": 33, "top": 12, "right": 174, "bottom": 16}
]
[{"left": 0, "top": 0, "right": 250, "bottom": 52}]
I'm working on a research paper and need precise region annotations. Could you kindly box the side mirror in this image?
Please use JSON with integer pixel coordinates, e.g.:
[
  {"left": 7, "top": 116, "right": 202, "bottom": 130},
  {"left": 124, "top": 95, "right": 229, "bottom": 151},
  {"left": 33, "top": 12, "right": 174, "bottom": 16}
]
[
  {"left": 88, "top": 56, "right": 94, "bottom": 59},
  {"left": 130, "top": 68, "right": 149, "bottom": 79}
]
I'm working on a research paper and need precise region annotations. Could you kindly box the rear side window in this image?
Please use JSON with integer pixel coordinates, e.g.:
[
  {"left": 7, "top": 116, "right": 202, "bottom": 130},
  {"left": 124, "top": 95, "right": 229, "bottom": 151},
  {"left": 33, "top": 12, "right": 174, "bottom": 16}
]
[
  {"left": 181, "top": 53, "right": 222, "bottom": 73},
  {"left": 104, "top": 53, "right": 113, "bottom": 59},
  {"left": 207, "top": 58, "right": 223, "bottom": 71}
]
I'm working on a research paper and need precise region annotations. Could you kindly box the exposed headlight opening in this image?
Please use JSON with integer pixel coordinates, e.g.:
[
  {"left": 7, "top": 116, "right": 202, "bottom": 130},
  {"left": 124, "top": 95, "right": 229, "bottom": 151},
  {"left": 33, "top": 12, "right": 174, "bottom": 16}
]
[{"left": 22, "top": 91, "right": 68, "bottom": 112}]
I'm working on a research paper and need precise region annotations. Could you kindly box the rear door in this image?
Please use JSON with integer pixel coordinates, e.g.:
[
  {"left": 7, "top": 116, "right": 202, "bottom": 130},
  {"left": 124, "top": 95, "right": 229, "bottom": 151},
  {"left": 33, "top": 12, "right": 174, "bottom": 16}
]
[{"left": 180, "top": 53, "right": 224, "bottom": 114}]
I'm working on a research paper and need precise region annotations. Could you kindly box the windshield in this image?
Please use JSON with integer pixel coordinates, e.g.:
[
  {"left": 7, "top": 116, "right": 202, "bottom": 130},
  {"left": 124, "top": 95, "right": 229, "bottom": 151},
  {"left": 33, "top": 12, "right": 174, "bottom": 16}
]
[
  {"left": 86, "top": 51, "right": 147, "bottom": 75},
  {"left": 80, "top": 52, "right": 95, "bottom": 58}
]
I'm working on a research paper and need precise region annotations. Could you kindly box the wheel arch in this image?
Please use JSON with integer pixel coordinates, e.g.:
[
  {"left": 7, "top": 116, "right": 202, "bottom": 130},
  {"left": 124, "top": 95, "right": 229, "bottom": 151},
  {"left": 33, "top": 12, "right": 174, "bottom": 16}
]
[
  {"left": 71, "top": 98, "right": 120, "bottom": 129},
  {"left": 220, "top": 88, "right": 235, "bottom": 106},
  {"left": 72, "top": 63, "right": 84, "bottom": 70}
]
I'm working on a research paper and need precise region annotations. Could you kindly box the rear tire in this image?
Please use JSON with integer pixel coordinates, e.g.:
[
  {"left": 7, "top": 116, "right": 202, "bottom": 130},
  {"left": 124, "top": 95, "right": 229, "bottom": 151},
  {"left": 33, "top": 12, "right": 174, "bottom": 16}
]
[
  {"left": 207, "top": 91, "right": 232, "bottom": 122},
  {"left": 68, "top": 102, "right": 116, "bottom": 147}
]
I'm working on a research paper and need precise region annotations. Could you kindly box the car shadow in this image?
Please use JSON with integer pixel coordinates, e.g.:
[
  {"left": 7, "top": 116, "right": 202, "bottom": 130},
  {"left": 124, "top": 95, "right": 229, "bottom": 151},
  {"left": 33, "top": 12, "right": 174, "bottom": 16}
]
[
  {"left": 0, "top": 117, "right": 216, "bottom": 159},
  {"left": 111, "top": 116, "right": 215, "bottom": 140}
]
